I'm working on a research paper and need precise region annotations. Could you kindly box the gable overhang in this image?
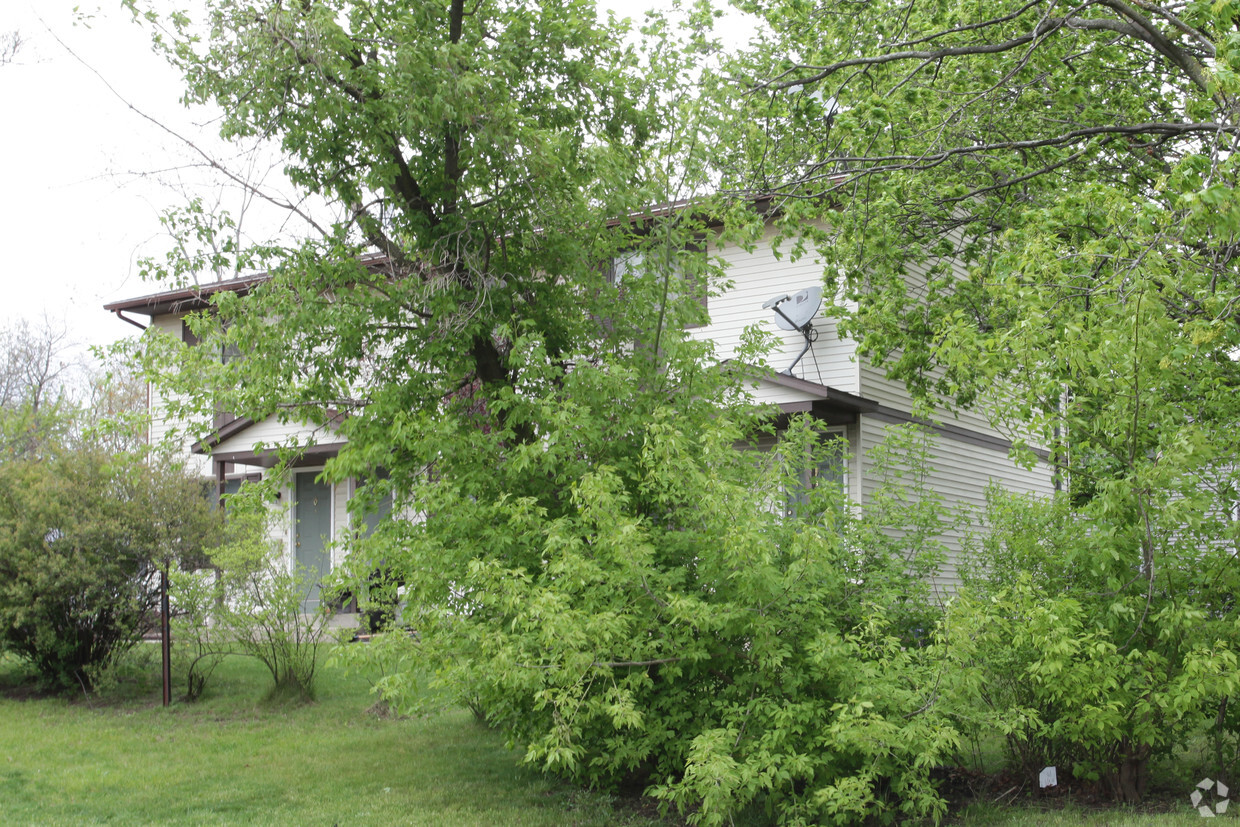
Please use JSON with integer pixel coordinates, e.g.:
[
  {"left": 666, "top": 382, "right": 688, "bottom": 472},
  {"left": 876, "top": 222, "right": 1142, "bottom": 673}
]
[
  {"left": 725, "top": 362, "right": 878, "bottom": 426},
  {"left": 104, "top": 274, "right": 272, "bottom": 319},
  {"left": 192, "top": 410, "right": 349, "bottom": 468},
  {"left": 758, "top": 371, "right": 879, "bottom": 425}
]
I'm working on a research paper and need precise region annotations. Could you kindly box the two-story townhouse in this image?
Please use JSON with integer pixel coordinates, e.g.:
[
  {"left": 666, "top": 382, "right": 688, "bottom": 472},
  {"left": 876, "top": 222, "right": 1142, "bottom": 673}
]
[{"left": 106, "top": 219, "right": 1054, "bottom": 601}]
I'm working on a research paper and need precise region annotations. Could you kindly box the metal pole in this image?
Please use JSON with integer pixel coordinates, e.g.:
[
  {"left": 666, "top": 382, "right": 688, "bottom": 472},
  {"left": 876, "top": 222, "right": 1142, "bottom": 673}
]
[{"left": 161, "top": 565, "right": 171, "bottom": 706}]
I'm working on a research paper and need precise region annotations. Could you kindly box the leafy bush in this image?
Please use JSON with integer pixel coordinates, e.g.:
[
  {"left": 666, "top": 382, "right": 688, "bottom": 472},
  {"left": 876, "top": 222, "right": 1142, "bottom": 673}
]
[
  {"left": 202, "top": 490, "right": 335, "bottom": 703},
  {"left": 342, "top": 349, "right": 961, "bottom": 825},
  {"left": 944, "top": 489, "right": 1240, "bottom": 802},
  {"left": 169, "top": 567, "right": 228, "bottom": 701},
  {"left": 0, "top": 448, "right": 222, "bottom": 692}
]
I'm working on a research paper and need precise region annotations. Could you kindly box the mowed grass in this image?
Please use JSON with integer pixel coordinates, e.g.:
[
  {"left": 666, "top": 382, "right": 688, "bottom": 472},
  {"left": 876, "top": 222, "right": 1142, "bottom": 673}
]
[
  {"left": 0, "top": 650, "right": 1230, "bottom": 826},
  {"left": 0, "top": 649, "right": 676, "bottom": 827},
  {"left": 950, "top": 803, "right": 1226, "bottom": 826}
]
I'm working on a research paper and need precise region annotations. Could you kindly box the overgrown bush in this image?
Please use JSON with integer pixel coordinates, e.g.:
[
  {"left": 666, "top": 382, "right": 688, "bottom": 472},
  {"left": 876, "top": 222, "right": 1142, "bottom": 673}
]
[
  {"left": 341, "top": 348, "right": 962, "bottom": 825},
  {"left": 944, "top": 488, "right": 1240, "bottom": 802},
  {"left": 169, "top": 567, "right": 228, "bottom": 701},
  {"left": 0, "top": 448, "right": 222, "bottom": 692},
  {"left": 200, "top": 489, "right": 335, "bottom": 703}
]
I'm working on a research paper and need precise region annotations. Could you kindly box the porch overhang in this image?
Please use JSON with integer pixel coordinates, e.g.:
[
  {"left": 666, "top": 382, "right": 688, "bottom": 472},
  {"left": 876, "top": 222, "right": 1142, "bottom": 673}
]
[
  {"left": 724, "top": 361, "right": 881, "bottom": 426},
  {"left": 763, "top": 372, "right": 879, "bottom": 425},
  {"left": 208, "top": 441, "right": 349, "bottom": 469},
  {"left": 191, "top": 409, "right": 349, "bottom": 468}
]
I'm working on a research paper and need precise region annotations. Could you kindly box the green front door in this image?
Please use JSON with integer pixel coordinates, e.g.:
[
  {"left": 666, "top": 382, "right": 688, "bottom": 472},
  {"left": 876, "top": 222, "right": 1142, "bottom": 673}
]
[{"left": 294, "top": 471, "right": 332, "bottom": 611}]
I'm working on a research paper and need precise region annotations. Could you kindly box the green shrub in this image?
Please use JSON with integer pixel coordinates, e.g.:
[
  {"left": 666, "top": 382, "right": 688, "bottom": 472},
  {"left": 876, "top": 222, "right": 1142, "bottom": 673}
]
[
  {"left": 345, "top": 365, "right": 961, "bottom": 825},
  {"left": 0, "top": 448, "right": 222, "bottom": 692},
  {"left": 206, "top": 490, "right": 335, "bottom": 703},
  {"left": 944, "top": 489, "right": 1240, "bottom": 802},
  {"left": 169, "top": 567, "right": 228, "bottom": 701}
]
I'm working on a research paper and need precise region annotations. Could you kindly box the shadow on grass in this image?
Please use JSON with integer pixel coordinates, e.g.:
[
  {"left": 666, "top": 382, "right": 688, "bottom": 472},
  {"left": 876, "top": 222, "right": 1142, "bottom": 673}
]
[{"left": 260, "top": 674, "right": 316, "bottom": 706}]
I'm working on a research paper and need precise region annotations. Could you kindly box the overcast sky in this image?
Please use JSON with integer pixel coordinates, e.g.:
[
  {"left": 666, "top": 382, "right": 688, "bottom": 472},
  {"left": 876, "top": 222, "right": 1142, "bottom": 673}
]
[
  {"left": 1, "top": 2, "right": 183, "bottom": 346},
  {"left": 0, "top": 1, "right": 300, "bottom": 358},
  {"left": 0, "top": 0, "right": 750, "bottom": 363}
]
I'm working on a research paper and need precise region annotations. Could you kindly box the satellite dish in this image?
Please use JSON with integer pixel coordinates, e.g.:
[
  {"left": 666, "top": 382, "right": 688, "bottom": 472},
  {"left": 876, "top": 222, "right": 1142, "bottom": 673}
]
[
  {"left": 760, "top": 286, "right": 824, "bottom": 376},
  {"left": 765, "top": 287, "right": 823, "bottom": 330}
]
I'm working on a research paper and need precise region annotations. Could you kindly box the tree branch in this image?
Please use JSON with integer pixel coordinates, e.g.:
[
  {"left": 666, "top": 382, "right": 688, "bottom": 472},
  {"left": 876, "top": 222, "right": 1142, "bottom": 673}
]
[{"left": 519, "top": 657, "right": 685, "bottom": 669}]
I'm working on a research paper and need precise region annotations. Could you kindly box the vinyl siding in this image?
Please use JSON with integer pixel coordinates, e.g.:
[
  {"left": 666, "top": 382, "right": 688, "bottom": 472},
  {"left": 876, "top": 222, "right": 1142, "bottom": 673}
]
[
  {"left": 692, "top": 226, "right": 859, "bottom": 397},
  {"left": 857, "top": 416, "right": 1054, "bottom": 596},
  {"left": 147, "top": 314, "right": 211, "bottom": 476},
  {"left": 855, "top": 259, "right": 1007, "bottom": 439},
  {"left": 332, "top": 478, "right": 351, "bottom": 569}
]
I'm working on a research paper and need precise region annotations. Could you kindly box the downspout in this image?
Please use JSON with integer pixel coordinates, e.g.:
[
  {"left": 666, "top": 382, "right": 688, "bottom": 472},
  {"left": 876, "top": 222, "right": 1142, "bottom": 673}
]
[{"left": 112, "top": 310, "right": 148, "bottom": 331}]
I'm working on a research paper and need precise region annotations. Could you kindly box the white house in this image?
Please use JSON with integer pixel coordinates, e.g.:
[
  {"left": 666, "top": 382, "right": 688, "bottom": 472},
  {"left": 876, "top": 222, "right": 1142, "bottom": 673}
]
[{"left": 105, "top": 218, "right": 1054, "bottom": 601}]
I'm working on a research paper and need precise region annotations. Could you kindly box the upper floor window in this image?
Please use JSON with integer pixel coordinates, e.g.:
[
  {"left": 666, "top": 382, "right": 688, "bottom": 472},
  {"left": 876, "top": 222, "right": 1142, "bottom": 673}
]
[
  {"left": 605, "top": 243, "right": 708, "bottom": 329},
  {"left": 182, "top": 319, "right": 241, "bottom": 363}
]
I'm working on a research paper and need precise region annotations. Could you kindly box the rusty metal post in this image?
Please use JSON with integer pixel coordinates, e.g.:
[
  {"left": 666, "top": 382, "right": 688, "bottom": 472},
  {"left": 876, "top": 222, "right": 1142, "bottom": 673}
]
[{"left": 161, "top": 565, "right": 171, "bottom": 707}]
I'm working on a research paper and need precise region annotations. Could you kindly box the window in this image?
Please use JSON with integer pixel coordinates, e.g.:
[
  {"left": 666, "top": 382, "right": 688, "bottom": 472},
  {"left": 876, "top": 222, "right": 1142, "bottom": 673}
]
[
  {"left": 606, "top": 243, "right": 708, "bottom": 329},
  {"left": 180, "top": 317, "right": 240, "bottom": 363},
  {"left": 784, "top": 429, "right": 847, "bottom": 520},
  {"left": 354, "top": 470, "right": 394, "bottom": 536},
  {"left": 214, "top": 469, "right": 263, "bottom": 511}
]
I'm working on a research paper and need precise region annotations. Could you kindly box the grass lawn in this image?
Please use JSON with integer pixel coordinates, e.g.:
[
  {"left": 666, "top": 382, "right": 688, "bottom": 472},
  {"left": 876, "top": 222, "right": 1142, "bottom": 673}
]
[
  {"left": 0, "top": 647, "right": 1231, "bottom": 826},
  {"left": 0, "top": 647, "right": 675, "bottom": 826},
  {"left": 950, "top": 804, "right": 1224, "bottom": 825}
]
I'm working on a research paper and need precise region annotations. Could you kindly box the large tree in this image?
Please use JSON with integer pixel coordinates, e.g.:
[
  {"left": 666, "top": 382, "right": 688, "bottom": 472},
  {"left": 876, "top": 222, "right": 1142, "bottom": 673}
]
[
  {"left": 721, "top": 0, "right": 1240, "bottom": 431},
  {"left": 123, "top": 1, "right": 972, "bottom": 822},
  {"left": 721, "top": 0, "right": 1240, "bottom": 800},
  {"left": 126, "top": 0, "right": 711, "bottom": 429}
]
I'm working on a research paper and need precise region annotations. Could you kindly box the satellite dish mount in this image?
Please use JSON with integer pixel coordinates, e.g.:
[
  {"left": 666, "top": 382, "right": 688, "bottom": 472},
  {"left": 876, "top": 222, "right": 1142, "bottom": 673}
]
[{"left": 761, "top": 287, "right": 823, "bottom": 376}]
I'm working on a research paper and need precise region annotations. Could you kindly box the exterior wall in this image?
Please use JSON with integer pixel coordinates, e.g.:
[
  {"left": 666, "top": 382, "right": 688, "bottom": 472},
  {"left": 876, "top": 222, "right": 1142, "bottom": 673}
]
[
  {"left": 148, "top": 314, "right": 210, "bottom": 476},
  {"left": 693, "top": 225, "right": 859, "bottom": 399},
  {"left": 134, "top": 222, "right": 1059, "bottom": 607},
  {"left": 859, "top": 361, "right": 1004, "bottom": 438},
  {"left": 853, "top": 258, "right": 1027, "bottom": 444},
  {"left": 857, "top": 415, "right": 1054, "bottom": 597},
  {"left": 149, "top": 328, "right": 352, "bottom": 580}
]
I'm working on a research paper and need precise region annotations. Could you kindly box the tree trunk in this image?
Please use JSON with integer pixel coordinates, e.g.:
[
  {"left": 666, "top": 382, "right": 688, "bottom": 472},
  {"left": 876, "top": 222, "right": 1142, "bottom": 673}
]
[{"left": 1111, "top": 738, "right": 1150, "bottom": 803}]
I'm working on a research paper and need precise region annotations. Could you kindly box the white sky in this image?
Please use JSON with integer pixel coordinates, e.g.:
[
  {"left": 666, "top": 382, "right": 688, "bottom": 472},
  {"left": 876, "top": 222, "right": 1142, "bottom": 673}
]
[
  {"left": 0, "top": 0, "right": 755, "bottom": 363},
  {"left": 0, "top": 1, "right": 309, "bottom": 358}
]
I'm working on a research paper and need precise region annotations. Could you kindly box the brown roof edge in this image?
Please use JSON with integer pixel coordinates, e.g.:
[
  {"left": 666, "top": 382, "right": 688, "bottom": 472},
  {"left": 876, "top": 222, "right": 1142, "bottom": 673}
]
[
  {"left": 104, "top": 253, "right": 396, "bottom": 318},
  {"left": 605, "top": 193, "right": 780, "bottom": 233},
  {"left": 103, "top": 194, "right": 808, "bottom": 320},
  {"left": 104, "top": 274, "right": 272, "bottom": 317},
  {"left": 209, "top": 441, "right": 349, "bottom": 470},
  {"left": 193, "top": 415, "right": 257, "bottom": 454}
]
